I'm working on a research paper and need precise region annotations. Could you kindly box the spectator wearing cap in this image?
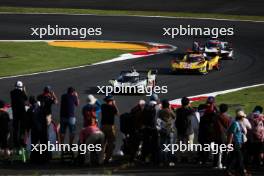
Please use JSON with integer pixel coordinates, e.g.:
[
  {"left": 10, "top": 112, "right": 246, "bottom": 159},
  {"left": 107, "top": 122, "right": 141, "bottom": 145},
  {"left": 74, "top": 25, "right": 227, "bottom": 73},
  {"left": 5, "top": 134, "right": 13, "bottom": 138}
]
[
  {"left": 175, "top": 97, "right": 195, "bottom": 162},
  {"left": 100, "top": 95, "right": 119, "bottom": 163},
  {"left": 10, "top": 81, "right": 28, "bottom": 148},
  {"left": 60, "top": 87, "right": 79, "bottom": 145},
  {"left": 0, "top": 100, "right": 11, "bottom": 158},
  {"left": 227, "top": 109, "right": 249, "bottom": 176}
]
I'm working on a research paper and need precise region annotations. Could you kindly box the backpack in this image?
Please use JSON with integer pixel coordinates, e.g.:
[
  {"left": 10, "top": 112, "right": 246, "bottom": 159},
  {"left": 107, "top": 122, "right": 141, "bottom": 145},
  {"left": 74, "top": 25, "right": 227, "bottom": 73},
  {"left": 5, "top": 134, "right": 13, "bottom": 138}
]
[{"left": 252, "top": 114, "right": 264, "bottom": 142}]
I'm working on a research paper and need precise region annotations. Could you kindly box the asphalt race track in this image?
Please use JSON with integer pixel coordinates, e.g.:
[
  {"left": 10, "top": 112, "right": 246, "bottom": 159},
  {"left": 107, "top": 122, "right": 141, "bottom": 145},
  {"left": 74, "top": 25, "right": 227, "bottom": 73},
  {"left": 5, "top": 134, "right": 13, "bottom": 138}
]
[
  {"left": 1, "top": 0, "right": 264, "bottom": 16},
  {"left": 1, "top": 13, "right": 264, "bottom": 139},
  {"left": 0, "top": 14, "right": 264, "bottom": 116},
  {"left": 0, "top": 13, "right": 264, "bottom": 175}
]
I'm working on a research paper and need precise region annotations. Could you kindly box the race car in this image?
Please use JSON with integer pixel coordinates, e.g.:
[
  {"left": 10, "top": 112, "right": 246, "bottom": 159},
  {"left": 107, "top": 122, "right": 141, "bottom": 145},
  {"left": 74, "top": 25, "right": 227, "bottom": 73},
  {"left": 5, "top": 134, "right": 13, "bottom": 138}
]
[
  {"left": 171, "top": 53, "right": 221, "bottom": 74},
  {"left": 203, "top": 39, "right": 234, "bottom": 59},
  {"left": 109, "top": 69, "right": 157, "bottom": 94}
]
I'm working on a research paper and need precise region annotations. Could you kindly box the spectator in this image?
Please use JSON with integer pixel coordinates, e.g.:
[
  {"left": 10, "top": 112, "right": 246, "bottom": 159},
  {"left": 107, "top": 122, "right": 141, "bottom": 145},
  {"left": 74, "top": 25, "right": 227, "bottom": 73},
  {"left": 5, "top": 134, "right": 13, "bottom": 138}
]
[
  {"left": 198, "top": 96, "right": 218, "bottom": 164},
  {"left": 131, "top": 100, "right": 146, "bottom": 131},
  {"left": 27, "top": 96, "right": 47, "bottom": 162},
  {"left": 10, "top": 81, "right": 28, "bottom": 148},
  {"left": 158, "top": 99, "right": 176, "bottom": 166},
  {"left": 141, "top": 94, "right": 160, "bottom": 164},
  {"left": 79, "top": 114, "right": 104, "bottom": 165},
  {"left": 247, "top": 106, "right": 264, "bottom": 166},
  {"left": 213, "top": 104, "right": 231, "bottom": 169},
  {"left": 128, "top": 99, "right": 146, "bottom": 162},
  {"left": 227, "top": 110, "right": 249, "bottom": 176},
  {"left": 60, "top": 87, "right": 79, "bottom": 145},
  {"left": 37, "top": 86, "right": 58, "bottom": 117},
  {"left": 101, "top": 95, "right": 119, "bottom": 163},
  {"left": 238, "top": 108, "right": 252, "bottom": 136},
  {"left": 82, "top": 95, "right": 99, "bottom": 127},
  {"left": 237, "top": 108, "right": 252, "bottom": 168},
  {"left": 0, "top": 100, "right": 11, "bottom": 159},
  {"left": 175, "top": 97, "right": 195, "bottom": 163},
  {"left": 88, "top": 94, "right": 102, "bottom": 122}
]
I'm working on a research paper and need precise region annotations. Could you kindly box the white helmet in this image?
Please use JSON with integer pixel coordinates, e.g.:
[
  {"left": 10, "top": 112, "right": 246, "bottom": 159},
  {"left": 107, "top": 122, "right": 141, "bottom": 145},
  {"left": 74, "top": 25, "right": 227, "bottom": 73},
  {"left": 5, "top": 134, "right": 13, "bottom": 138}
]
[{"left": 15, "top": 81, "right": 23, "bottom": 89}]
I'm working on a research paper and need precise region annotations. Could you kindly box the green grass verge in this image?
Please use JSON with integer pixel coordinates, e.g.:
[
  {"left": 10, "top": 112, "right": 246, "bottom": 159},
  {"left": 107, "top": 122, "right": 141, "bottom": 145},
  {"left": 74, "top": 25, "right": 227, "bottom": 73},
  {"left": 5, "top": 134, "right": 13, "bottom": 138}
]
[
  {"left": 0, "top": 6, "right": 263, "bottom": 21},
  {"left": 192, "top": 86, "right": 264, "bottom": 116},
  {"left": 0, "top": 42, "right": 130, "bottom": 77}
]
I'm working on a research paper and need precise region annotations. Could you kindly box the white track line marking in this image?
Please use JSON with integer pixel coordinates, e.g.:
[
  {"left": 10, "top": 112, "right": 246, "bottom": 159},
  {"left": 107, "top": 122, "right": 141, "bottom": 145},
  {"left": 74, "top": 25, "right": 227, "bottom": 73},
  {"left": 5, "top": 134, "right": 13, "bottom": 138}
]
[{"left": 0, "top": 12, "right": 263, "bottom": 23}]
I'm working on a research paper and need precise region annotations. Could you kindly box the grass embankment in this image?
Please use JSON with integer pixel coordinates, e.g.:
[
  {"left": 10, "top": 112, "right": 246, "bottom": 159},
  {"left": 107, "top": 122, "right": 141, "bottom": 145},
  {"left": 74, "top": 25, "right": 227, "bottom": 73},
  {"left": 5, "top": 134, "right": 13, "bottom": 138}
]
[
  {"left": 0, "top": 42, "right": 131, "bottom": 77},
  {"left": 0, "top": 6, "right": 263, "bottom": 21},
  {"left": 192, "top": 86, "right": 264, "bottom": 116}
]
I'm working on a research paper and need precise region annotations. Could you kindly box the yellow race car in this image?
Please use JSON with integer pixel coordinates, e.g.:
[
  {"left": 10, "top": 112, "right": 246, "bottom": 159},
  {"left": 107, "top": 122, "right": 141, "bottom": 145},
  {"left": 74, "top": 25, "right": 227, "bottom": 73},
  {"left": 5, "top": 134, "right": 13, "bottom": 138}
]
[{"left": 171, "top": 53, "right": 220, "bottom": 74}]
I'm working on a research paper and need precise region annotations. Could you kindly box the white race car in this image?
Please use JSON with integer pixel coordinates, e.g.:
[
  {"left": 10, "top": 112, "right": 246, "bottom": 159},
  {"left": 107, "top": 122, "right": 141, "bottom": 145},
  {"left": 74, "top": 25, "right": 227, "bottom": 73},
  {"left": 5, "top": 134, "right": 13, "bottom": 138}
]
[
  {"left": 109, "top": 69, "right": 157, "bottom": 94},
  {"left": 204, "top": 39, "right": 234, "bottom": 59}
]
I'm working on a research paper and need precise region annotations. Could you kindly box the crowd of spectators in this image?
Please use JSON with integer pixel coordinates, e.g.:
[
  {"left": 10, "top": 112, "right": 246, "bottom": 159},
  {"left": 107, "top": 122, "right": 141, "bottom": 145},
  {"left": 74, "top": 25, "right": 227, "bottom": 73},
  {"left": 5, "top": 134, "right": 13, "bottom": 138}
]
[{"left": 0, "top": 81, "right": 264, "bottom": 176}]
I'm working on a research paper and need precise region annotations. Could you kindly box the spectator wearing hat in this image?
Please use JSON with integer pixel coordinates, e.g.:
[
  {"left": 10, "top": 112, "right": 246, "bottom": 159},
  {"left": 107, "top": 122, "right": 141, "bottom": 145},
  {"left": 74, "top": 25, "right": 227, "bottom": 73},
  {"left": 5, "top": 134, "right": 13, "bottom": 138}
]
[
  {"left": 0, "top": 100, "right": 11, "bottom": 158},
  {"left": 10, "top": 81, "right": 28, "bottom": 148},
  {"left": 226, "top": 110, "right": 249, "bottom": 176},
  {"left": 82, "top": 94, "right": 101, "bottom": 127},
  {"left": 60, "top": 87, "right": 79, "bottom": 145},
  {"left": 100, "top": 95, "right": 119, "bottom": 163}
]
